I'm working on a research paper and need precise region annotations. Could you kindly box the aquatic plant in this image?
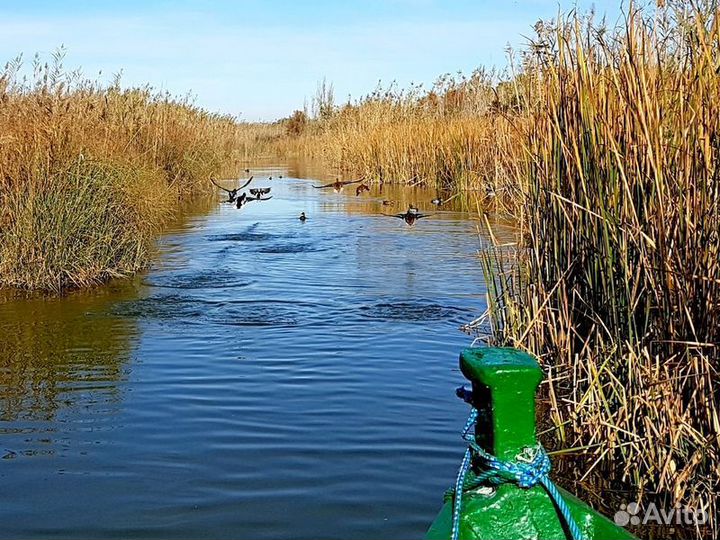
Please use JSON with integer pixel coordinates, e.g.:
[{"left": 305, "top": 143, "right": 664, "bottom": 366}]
[
  {"left": 482, "top": 2, "right": 720, "bottom": 536},
  {"left": 0, "top": 50, "right": 280, "bottom": 291},
  {"left": 276, "top": 70, "right": 521, "bottom": 213}
]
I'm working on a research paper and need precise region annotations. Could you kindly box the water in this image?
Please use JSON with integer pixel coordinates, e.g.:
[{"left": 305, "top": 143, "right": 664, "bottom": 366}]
[{"left": 0, "top": 164, "right": 507, "bottom": 539}]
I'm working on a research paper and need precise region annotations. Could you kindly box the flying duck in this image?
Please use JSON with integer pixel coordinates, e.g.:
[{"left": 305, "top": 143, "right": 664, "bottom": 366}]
[
  {"left": 312, "top": 179, "right": 362, "bottom": 193},
  {"left": 236, "top": 192, "right": 272, "bottom": 209},
  {"left": 211, "top": 176, "right": 253, "bottom": 202},
  {"left": 385, "top": 206, "right": 430, "bottom": 226},
  {"left": 249, "top": 187, "right": 271, "bottom": 198}
]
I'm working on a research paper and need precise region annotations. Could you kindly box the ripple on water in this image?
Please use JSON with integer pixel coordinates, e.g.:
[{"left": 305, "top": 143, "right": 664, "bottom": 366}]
[
  {"left": 359, "top": 300, "right": 470, "bottom": 322},
  {"left": 254, "top": 243, "right": 329, "bottom": 254},
  {"left": 112, "top": 295, "right": 300, "bottom": 327},
  {"left": 111, "top": 294, "right": 210, "bottom": 322},
  {"left": 212, "top": 304, "right": 298, "bottom": 327},
  {"left": 205, "top": 232, "right": 277, "bottom": 242},
  {"left": 143, "top": 268, "right": 255, "bottom": 290},
  {"left": 204, "top": 221, "right": 289, "bottom": 243}
]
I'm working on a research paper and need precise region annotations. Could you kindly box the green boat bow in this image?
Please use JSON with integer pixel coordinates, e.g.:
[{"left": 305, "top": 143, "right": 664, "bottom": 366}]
[{"left": 426, "top": 347, "right": 638, "bottom": 540}]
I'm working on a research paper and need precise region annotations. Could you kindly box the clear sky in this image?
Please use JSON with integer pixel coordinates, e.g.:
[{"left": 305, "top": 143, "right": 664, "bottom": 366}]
[{"left": 0, "top": 1, "right": 624, "bottom": 121}]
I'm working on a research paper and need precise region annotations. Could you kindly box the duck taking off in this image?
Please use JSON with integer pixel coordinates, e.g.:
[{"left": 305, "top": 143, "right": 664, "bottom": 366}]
[
  {"left": 249, "top": 187, "right": 271, "bottom": 198},
  {"left": 385, "top": 206, "right": 431, "bottom": 226},
  {"left": 355, "top": 183, "right": 370, "bottom": 196},
  {"left": 236, "top": 192, "right": 272, "bottom": 209},
  {"left": 211, "top": 175, "right": 253, "bottom": 203},
  {"left": 312, "top": 179, "right": 362, "bottom": 193}
]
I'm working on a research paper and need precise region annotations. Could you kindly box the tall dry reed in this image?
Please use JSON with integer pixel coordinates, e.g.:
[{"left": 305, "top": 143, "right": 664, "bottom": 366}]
[
  {"left": 279, "top": 72, "right": 523, "bottom": 212},
  {"left": 481, "top": 3, "right": 719, "bottom": 536},
  {"left": 0, "top": 51, "right": 274, "bottom": 291}
]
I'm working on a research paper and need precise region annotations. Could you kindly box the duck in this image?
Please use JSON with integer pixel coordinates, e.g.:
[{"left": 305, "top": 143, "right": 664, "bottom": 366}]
[
  {"left": 312, "top": 178, "right": 362, "bottom": 193},
  {"left": 382, "top": 200, "right": 395, "bottom": 206},
  {"left": 355, "top": 183, "right": 370, "bottom": 196},
  {"left": 244, "top": 168, "right": 251, "bottom": 173},
  {"left": 211, "top": 175, "right": 253, "bottom": 203},
  {"left": 236, "top": 192, "right": 272, "bottom": 209},
  {"left": 385, "top": 206, "right": 430, "bottom": 226},
  {"left": 431, "top": 193, "right": 460, "bottom": 206},
  {"left": 249, "top": 187, "right": 271, "bottom": 198},
  {"left": 299, "top": 212, "right": 307, "bottom": 222}
]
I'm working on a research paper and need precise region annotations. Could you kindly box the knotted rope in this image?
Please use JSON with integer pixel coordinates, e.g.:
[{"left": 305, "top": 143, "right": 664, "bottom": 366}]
[{"left": 448, "top": 387, "right": 585, "bottom": 540}]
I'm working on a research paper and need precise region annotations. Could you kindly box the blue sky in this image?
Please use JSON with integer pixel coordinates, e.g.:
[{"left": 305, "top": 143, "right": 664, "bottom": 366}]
[{"left": 0, "top": 1, "right": 624, "bottom": 120}]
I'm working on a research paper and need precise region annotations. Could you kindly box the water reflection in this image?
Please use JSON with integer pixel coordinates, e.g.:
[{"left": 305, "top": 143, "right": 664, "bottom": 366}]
[
  {"left": 0, "top": 284, "right": 137, "bottom": 422},
  {"left": 0, "top": 196, "right": 218, "bottom": 444},
  {"left": 0, "top": 283, "right": 139, "bottom": 467},
  {"left": 284, "top": 157, "right": 484, "bottom": 214}
]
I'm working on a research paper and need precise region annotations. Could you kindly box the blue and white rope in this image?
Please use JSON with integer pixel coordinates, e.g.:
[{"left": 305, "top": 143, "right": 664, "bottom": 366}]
[{"left": 449, "top": 390, "right": 584, "bottom": 540}]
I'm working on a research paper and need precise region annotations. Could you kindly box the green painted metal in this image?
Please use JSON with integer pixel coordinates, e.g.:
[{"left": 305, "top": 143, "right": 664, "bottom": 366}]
[{"left": 426, "top": 347, "right": 638, "bottom": 540}]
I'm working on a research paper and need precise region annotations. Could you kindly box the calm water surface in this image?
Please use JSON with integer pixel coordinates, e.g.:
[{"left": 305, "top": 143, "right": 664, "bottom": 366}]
[{"left": 0, "top": 164, "right": 506, "bottom": 539}]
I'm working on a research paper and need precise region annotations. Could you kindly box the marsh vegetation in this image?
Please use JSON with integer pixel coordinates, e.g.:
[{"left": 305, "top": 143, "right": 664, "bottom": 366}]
[{"left": 0, "top": 51, "right": 279, "bottom": 291}]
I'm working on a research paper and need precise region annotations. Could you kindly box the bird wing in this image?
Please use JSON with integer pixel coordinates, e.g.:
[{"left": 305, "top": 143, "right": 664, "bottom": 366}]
[
  {"left": 312, "top": 181, "right": 336, "bottom": 189},
  {"left": 340, "top": 180, "right": 363, "bottom": 186},
  {"left": 247, "top": 195, "right": 273, "bottom": 202},
  {"left": 211, "top": 177, "right": 233, "bottom": 194},
  {"left": 238, "top": 176, "right": 254, "bottom": 190}
]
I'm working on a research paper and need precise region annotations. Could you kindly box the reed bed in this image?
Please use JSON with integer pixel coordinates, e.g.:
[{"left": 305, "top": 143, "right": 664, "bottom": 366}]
[
  {"left": 0, "top": 52, "right": 274, "bottom": 292},
  {"left": 280, "top": 74, "right": 524, "bottom": 212},
  {"left": 480, "top": 3, "right": 719, "bottom": 536}
]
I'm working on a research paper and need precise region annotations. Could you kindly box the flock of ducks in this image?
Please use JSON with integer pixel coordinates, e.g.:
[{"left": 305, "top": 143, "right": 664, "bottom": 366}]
[
  {"left": 211, "top": 176, "right": 273, "bottom": 209},
  {"left": 211, "top": 172, "right": 457, "bottom": 226}
]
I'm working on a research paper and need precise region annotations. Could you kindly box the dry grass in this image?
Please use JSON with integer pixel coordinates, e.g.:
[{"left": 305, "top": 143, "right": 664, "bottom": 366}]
[
  {"left": 480, "top": 2, "right": 719, "bottom": 536},
  {"left": 0, "top": 51, "right": 274, "bottom": 292},
  {"left": 278, "top": 72, "right": 523, "bottom": 212}
]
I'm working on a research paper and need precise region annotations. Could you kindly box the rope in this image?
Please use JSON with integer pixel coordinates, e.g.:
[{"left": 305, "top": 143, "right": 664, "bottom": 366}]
[{"left": 449, "top": 387, "right": 585, "bottom": 540}]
